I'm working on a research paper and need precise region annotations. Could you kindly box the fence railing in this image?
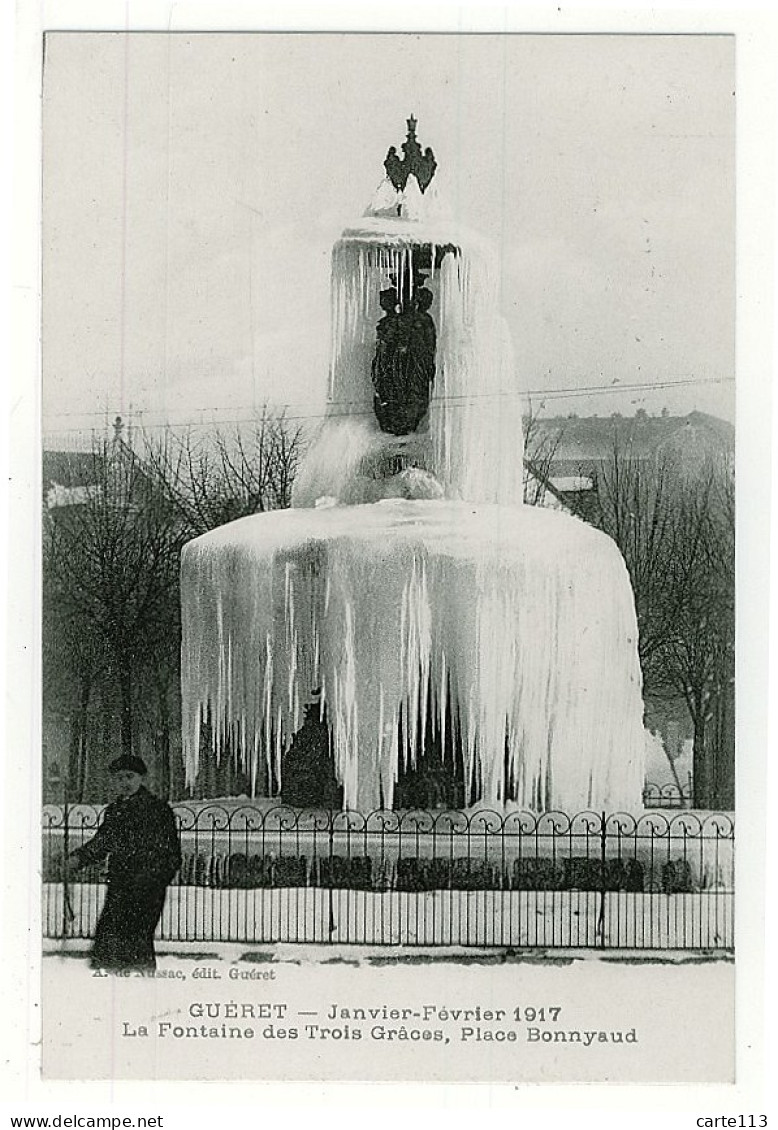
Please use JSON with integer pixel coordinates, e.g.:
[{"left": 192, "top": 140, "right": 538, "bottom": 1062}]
[
  {"left": 42, "top": 804, "right": 734, "bottom": 951},
  {"left": 642, "top": 782, "right": 694, "bottom": 809}
]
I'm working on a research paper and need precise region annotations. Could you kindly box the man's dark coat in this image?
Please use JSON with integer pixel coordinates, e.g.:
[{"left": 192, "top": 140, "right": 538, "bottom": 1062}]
[{"left": 73, "top": 786, "right": 182, "bottom": 970}]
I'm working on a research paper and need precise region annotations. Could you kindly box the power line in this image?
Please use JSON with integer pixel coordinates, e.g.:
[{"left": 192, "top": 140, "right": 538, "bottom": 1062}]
[{"left": 42, "top": 374, "right": 735, "bottom": 433}]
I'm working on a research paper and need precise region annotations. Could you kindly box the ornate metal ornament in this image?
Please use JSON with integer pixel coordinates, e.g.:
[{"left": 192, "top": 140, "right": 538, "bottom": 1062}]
[{"left": 383, "top": 115, "right": 437, "bottom": 194}]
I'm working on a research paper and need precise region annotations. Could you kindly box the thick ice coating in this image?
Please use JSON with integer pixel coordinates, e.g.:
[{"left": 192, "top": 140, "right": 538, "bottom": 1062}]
[
  {"left": 181, "top": 500, "right": 646, "bottom": 812},
  {"left": 292, "top": 216, "right": 525, "bottom": 508},
  {"left": 180, "top": 182, "right": 647, "bottom": 811}
]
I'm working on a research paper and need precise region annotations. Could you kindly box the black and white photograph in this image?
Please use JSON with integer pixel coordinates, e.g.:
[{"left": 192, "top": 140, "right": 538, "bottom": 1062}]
[{"left": 4, "top": 11, "right": 772, "bottom": 1094}]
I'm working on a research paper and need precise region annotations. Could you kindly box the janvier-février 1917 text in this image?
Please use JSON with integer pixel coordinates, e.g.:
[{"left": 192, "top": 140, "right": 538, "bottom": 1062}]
[{"left": 120, "top": 1001, "right": 638, "bottom": 1046}]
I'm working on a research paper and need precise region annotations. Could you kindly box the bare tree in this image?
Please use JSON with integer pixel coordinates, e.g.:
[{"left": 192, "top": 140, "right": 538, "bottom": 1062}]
[
  {"left": 42, "top": 553, "right": 101, "bottom": 801},
  {"left": 43, "top": 441, "right": 183, "bottom": 780},
  {"left": 653, "top": 462, "right": 734, "bottom": 807},
  {"left": 143, "top": 409, "right": 305, "bottom": 538},
  {"left": 522, "top": 404, "right": 565, "bottom": 506},
  {"left": 593, "top": 430, "right": 676, "bottom": 670},
  {"left": 43, "top": 409, "right": 305, "bottom": 802},
  {"left": 593, "top": 432, "right": 735, "bottom": 808}
]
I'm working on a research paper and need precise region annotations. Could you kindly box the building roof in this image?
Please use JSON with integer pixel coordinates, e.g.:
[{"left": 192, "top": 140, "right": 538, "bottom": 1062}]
[
  {"left": 42, "top": 450, "right": 105, "bottom": 490},
  {"left": 531, "top": 411, "right": 734, "bottom": 468},
  {"left": 42, "top": 437, "right": 158, "bottom": 510},
  {"left": 549, "top": 475, "right": 594, "bottom": 493}
]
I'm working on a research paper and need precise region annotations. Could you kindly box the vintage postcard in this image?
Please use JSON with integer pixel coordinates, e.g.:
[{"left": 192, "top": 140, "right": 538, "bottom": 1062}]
[{"left": 5, "top": 8, "right": 775, "bottom": 1100}]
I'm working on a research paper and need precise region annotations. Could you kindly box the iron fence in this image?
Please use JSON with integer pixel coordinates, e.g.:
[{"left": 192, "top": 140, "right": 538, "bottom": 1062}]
[
  {"left": 642, "top": 782, "right": 694, "bottom": 809},
  {"left": 42, "top": 804, "right": 733, "bottom": 951}
]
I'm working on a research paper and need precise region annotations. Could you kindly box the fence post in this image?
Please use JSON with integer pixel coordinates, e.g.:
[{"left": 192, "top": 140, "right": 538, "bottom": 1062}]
[
  {"left": 598, "top": 811, "right": 607, "bottom": 949},
  {"left": 327, "top": 815, "right": 336, "bottom": 940},
  {"left": 61, "top": 781, "right": 73, "bottom": 940},
  {"left": 61, "top": 796, "right": 68, "bottom": 939}
]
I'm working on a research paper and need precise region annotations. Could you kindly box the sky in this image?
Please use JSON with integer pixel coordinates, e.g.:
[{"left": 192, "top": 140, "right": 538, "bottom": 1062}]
[{"left": 41, "top": 32, "right": 736, "bottom": 442}]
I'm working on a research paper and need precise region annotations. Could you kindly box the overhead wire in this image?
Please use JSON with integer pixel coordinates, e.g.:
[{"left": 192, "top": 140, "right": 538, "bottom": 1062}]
[{"left": 42, "top": 374, "right": 735, "bottom": 436}]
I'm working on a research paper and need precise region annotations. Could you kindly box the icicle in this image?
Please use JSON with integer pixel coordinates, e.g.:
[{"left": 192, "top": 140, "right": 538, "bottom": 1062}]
[
  {"left": 181, "top": 207, "right": 646, "bottom": 814},
  {"left": 440, "top": 650, "right": 447, "bottom": 763},
  {"left": 298, "top": 219, "right": 525, "bottom": 511},
  {"left": 251, "top": 732, "right": 259, "bottom": 796},
  {"left": 181, "top": 502, "right": 646, "bottom": 813}
]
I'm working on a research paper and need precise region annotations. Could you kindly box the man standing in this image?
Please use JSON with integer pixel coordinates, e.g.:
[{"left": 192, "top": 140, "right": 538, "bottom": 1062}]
[{"left": 67, "top": 755, "right": 182, "bottom": 972}]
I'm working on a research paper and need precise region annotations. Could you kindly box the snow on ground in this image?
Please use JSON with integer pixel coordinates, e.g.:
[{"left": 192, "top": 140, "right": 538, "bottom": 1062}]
[
  {"left": 43, "top": 882, "right": 733, "bottom": 951},
  {"left": 43, "top": 938, "right": 732, "bottom": 965}
]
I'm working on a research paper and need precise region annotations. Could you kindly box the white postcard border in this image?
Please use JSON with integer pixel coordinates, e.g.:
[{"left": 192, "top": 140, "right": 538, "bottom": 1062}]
[{"left": 4, "top": 0, "right": 776, "bottom": 1115}]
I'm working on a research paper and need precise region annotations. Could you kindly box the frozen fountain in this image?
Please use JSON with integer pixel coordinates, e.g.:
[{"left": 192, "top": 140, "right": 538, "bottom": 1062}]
[{"left": 181, "top": 118, "right": 646, "bottom": 813}]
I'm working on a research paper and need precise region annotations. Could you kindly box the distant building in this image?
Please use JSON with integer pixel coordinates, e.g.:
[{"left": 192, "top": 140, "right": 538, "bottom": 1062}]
[
  {"left": 531, "top": 409, "right": 733, "bottom": 478},
  {"left": 525, "top": 410, "right": 734, "bottom": 522},
  {"left": 43, "top": 450, "right": 105, "bottom": 510},
  {"left": 43, "top": 423, "right": 159, "bottom": 514}
]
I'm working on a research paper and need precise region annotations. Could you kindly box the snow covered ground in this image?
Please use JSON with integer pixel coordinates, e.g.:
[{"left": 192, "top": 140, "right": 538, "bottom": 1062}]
[{"left": 43, "top": 881, "right": 733, "bottom": 950}]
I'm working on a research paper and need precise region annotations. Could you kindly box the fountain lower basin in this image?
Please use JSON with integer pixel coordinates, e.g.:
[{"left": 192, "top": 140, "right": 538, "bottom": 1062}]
[{"left": 181, "top": 499, "right": 646, "bottom": 813}]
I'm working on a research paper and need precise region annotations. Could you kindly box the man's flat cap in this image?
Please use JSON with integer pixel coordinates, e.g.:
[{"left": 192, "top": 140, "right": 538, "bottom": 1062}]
[{"left": 108, "top": 754, "right": 148, "bottom": 775}]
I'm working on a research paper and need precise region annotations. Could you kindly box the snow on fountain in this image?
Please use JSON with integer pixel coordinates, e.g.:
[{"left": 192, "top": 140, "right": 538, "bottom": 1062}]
[{"left": 181, "top": 119, "right": 646, "bottom": 813}]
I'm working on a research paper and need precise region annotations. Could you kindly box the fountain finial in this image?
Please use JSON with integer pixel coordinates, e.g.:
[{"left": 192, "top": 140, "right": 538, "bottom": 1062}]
[{"left": 384, "top": 115, "right": 437, "bottom": 194}]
